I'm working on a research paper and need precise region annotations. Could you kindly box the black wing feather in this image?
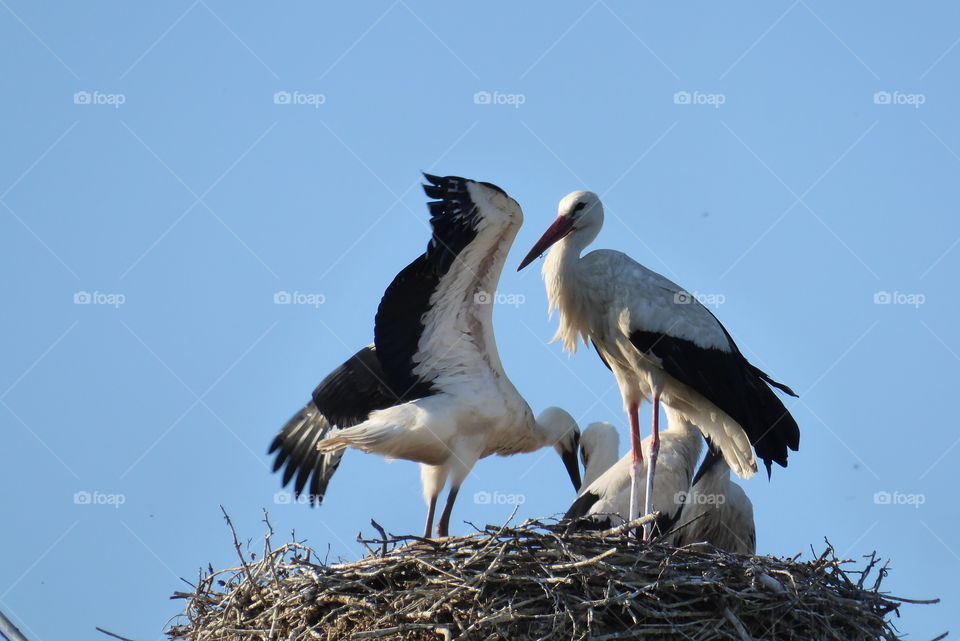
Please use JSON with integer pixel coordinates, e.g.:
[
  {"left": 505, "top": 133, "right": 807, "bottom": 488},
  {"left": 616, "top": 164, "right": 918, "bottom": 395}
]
[
  {"left": 421, "top": 173, "right": 483, "bottom": 274},
  {"left": 269, "top": 402, "right": 344, "bottom": 505},
  {"left": 269, "top": 345, "right": 404, "bottom": 505},
  {"left": 629, "top": 330, "right": 799, "bottom": 476},
  {"left": 564, "top": 490, "right": 602, "bottom": 520},
  {"left": 373, "top": 255, "right": 440, "bottom": 402},
  {"left": 690, "top": 445, "right": 724, "bottom": 488},
  {"left": 591, "top": 339, "right": 613, "bottom": 371},
  {"left": 311, "top": 344, "right": 402, "bottom": 425},
  {"left": 373, "top": 174, "right": 485, "bottom": 398}
]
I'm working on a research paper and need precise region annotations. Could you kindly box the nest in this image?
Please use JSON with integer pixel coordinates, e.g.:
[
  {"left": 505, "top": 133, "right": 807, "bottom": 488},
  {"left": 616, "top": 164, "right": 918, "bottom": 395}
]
[{"left": 167, "top": 512, "right": 937, "bottom": 641}]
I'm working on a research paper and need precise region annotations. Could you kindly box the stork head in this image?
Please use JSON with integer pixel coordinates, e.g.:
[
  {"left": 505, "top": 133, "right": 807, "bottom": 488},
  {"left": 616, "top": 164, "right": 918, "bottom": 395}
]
[
  {"left": 536, "top": 406, "right": 582, "bottom": 492},
  {"left": 517, "top": 190, "right": 604, "bottom": 270},
  {"left": 579, "top": 421, "right": 619, "bottom": 470}
]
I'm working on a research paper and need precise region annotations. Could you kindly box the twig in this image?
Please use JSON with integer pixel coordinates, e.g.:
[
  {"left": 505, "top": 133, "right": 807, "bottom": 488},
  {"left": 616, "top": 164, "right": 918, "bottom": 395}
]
[
  {"left": 351, "top": 623, "right": 452, "bottom": 639},
  {"left": 95, "top": 628, "right": 140, "bottom": 641},
  {"left": 550, "top": 547, "right": 618, "bottom": 570},
  {"left": 599, "top": 512, "right": 659, "bottom": 537},
  {"left": 722, "top": 607, "right": 753, "bottom": 641},
  {"left": 369, "top": 520, "right": 388, "bottom": 556}
]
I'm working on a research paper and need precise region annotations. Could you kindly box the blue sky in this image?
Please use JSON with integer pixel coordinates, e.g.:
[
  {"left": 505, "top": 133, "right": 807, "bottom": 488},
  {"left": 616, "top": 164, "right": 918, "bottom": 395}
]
[{"left": 1, "top": 2, "right": 957, "bottom": 639}]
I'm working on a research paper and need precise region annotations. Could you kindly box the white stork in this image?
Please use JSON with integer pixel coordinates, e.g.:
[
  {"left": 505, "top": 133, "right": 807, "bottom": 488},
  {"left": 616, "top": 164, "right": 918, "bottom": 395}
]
[
  {"left": 578, "top": 421, "right": 620, "bottom": 491},
  {"left": 519, "top": 191, "right": 799, "bottom": 539},
  {"left": 565, "top": 408, "right": 703, "bottom": 539},
  {"left": 674, "top": 450, "right": 756, "bottom": 554},
  {"left": 271, "top": 174, "right": 582, "bottom": 538}
]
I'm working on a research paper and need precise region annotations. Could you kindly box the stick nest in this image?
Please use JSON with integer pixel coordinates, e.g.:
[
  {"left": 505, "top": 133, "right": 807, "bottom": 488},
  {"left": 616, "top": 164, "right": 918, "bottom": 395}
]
[{"left": 167, "top": 514, "right": 933, "bottom": 641}]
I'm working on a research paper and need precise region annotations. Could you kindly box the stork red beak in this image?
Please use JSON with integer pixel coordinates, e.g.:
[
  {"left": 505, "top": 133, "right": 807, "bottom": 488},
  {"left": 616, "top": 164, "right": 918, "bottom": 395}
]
[{"left": 517, "top": 216, "right": 575, "bottom": 271}]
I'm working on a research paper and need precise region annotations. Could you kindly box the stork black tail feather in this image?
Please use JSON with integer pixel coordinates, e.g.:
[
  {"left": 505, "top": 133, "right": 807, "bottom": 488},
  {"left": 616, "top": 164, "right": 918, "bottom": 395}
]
[
  {"left": 748, "top": 362, "right": 798, "bottom": 397},
  {"left": 269, "top": 401, "right": 345, "bottom": 506},
  {"left": 745, "top": 372, "right": 801, "bottom": 478}
]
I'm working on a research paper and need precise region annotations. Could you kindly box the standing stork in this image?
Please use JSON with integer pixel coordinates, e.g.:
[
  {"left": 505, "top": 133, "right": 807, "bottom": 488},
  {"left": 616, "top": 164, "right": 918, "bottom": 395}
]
[
  {"left": 565, "top": 408, "right": 703, "bottom": 540},
  {"left": 674, "top": 450, "right": 756, "bottom": 554},
  {"left": 272, "top": 174, "right": 582, "bottom": 538},
  {"left": 519, "top": 190, "right": 799, "bottom": 539}
]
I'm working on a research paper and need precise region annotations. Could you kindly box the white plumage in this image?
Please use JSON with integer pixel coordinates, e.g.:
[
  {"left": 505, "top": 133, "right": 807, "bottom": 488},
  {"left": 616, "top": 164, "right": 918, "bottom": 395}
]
[
  {"left": 674, "top": 454, "right": 756, "bottom": 554},
  {"left": 519, "top": 190, "right": 799, "bottom": 539},
  {"left": 305, "top": 175, "right": 581, "bottom": 538},
  {"left": 565, "top": 408, "right": 703, "bottom": 540},
  {"left": 578, "top": 422, "right": 620, "bottom": 492}
]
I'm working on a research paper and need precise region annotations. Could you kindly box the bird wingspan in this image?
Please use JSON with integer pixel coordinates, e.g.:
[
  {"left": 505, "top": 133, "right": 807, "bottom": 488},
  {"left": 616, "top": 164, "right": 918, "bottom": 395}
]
[
  {"left": 269, "top": 402, "right": 345, "bottom": 505},
  {"left": 372, "top": 175, "right": 491, "bottom": 400}
]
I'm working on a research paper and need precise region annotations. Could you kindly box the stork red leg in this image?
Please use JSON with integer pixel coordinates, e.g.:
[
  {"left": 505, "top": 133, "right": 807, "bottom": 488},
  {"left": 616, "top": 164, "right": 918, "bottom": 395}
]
[
  {"left": 627, "top": 401, "right": 643, "bottom": 529},
  {"left": 642, "top": 391, "right": 661, "bottom": 541}
]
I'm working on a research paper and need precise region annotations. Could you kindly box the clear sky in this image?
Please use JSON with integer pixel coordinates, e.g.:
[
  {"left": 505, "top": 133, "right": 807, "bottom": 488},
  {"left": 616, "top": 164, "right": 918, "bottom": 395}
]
[{"left": 1, "top": 2, "right": 957, "bottom": 639}]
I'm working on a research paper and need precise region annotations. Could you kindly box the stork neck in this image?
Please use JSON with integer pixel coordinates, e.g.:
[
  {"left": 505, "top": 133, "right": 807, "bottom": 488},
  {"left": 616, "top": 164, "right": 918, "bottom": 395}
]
[
  {"left": 543, "top": 235, "right": 593, "bottom": 352},
  {"left": 544, "top": 232, "right": 586, "bottom": 280}
]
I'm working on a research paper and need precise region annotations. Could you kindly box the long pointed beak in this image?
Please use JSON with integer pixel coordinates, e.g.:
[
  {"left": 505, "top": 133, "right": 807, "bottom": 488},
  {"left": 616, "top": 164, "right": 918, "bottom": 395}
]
[
  {"left": 561, "top": 446, "right": 582, "bottom": 492},
  {"left": 517, "top": 216, "right": 575, "bottom": 271}
]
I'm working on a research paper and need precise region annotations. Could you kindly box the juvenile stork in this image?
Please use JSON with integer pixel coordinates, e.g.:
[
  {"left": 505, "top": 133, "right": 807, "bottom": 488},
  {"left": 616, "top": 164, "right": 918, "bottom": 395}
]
[
  {"left": 519, "top": 191, "right": 799, "bottom": 539},
  {"left": 272, "top": 174, "right": 581, "bottom": 538},
  {"left": 674, "top": 450, "right": 756, "bottom": 554},
  {"left": 565, "top": 408, "right": 703, "bottom": 539}
]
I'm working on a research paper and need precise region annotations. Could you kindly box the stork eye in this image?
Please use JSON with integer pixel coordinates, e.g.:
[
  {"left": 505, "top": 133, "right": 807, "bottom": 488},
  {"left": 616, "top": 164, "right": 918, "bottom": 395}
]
[{"left": 574, "top": 202, "right": 586, "bottom": 212}]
